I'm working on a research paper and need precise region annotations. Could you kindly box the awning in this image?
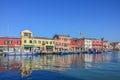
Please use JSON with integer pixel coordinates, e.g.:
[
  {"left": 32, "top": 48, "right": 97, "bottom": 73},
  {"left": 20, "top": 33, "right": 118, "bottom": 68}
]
[
  {"left": 46, "top": 46, "right": 53, "bottom": 49},
  {"left": 76, "top": 46, "right": 84, "bottom": 49},
  {"left": 24, "top": 45, "right": 33, "bottom": 48}
]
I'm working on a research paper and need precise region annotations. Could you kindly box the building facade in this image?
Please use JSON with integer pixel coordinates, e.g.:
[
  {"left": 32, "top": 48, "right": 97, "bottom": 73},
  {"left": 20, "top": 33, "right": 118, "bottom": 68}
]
[
  {"left": 53, "top": 34, "right": 71, "bottom": 52},
  {"left": 84, "top": 38, "right": 92, "bottom": 50},
  {"left": 21, "top": 30, "right": 54, "bottom": 52},
  {"left": 0, "top": 37, "right": 21, "bottom": 52},
  {"left": 32, "top": 37, "right": 54, "bottom": 52},
  {"left": 70, "top": 38, "right": 84, "bottom": 51},
  {"left": 21, "top": 30, "right": 33, "bottom": 52},
  {"left": 92, "top": 39, "right": 102, "bottom": 50},
  {"left": 110, "top": 42, "right": 120, "bottom": 50}
]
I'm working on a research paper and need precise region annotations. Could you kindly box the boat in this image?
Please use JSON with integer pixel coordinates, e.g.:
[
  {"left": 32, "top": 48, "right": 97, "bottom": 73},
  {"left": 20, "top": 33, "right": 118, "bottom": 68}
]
[
  {"left": 108, "top": 50, "right": 111, "bottom": 52},
  {"left": 1, "top": 52, "right": 9, "bottom": 56},
  {"left": 93, "top": 49, "right": 97, "bottom": 54},
  {"left": 0, "top": 51, "right": 39, "bottom": 56},
  {"left": 32, "top": 52, "right": 39, "bottom": 55},
  {"left": 88, "top": 49, "right": 93, "bottom": 54},
  {"left": 82, "top": 51, "right": 88, "bottom": 54},
  {"left": 96, "top": 51, "right": 102, "bottom": 54},
  {"left": 58, "top": 52, "right": 70, "bottom": 55},
  {"left": 102, "top": 49, "right": 112, "bottom": 53},
  {"left": 74, "top": 52, "right": 80, "bottom": 54}
]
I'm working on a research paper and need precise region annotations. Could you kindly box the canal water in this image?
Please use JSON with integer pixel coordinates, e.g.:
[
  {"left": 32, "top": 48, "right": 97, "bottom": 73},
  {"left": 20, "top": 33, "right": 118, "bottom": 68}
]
[{"left": 0, "top": 52, "right": 120, "bottom": 80}]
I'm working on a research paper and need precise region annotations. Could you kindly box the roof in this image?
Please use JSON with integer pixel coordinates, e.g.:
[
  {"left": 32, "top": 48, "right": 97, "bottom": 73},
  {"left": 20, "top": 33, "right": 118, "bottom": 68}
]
[
  {"left": 71, "top": 38, "right": 79, "bottom": 40},
  {"left": 21, "top": 29, "right": 32, "bottom": 33},
  {"left": 33, "top": 37, "right": 53, "bottom": 40},
  {"left": 111, "top": 42, "right": 120, "bottom": 44},
  {"left": 54, "top": 34, "right": 70, "bottom": 38},
  {"left": 83, "top": 38, "right": 97, "bottom": 40},
  {"left": 0, "top": 36, "right": 21, "bottom": 39},
  {"left": 71, "top": 38, "right": 97, "bottom": 40}
]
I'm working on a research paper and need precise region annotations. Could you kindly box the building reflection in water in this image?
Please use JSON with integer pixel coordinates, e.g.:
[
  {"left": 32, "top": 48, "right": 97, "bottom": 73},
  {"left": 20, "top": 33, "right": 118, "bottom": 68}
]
[{"left": 0, "top": 53, "right": 117, "bottom": 77}]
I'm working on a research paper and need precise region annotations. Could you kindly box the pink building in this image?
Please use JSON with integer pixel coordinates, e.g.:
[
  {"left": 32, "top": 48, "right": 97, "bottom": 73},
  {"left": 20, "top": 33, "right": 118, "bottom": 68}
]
[
  {"left": 53, "top": 34, "right": 71, "bottom": 52},
  {"left": 91, "top": 38, "right": 109, "bottom": 50},
  {"left": 92, "top": 39, "right": 102, "bottom": 50}
]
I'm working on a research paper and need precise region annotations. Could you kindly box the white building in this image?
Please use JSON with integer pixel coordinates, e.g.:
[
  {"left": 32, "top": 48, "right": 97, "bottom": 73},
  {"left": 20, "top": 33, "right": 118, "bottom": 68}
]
[
  {"left": 84, "top": 39, "right": 92, "bottom": 50},
  {"left": 116, "top": 42, "right": 120, "bottom": 50}
]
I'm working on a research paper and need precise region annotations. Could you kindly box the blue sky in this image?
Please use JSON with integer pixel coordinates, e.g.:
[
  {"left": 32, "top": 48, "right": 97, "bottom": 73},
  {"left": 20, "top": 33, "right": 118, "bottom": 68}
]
[{"left": 0, "top": 0, "right": 120, "bottom": 42}]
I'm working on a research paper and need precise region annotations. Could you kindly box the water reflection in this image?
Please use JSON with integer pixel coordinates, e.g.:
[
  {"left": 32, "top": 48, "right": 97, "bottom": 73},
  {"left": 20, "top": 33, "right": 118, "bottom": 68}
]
[{"left": 0, "top": 52, "right": 120, "bottom": 77}]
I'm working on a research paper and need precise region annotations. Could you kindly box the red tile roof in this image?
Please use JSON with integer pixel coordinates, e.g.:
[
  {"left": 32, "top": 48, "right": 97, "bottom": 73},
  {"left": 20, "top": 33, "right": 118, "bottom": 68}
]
[
  {"left": 54, "top": 34, "right": 70, "bottom": 37},
  {"left": 0, "top": 36, "right": 21, "bottom": 39},
  {"left": 33, "top": 37, "right": 53, "bottom": 40}
]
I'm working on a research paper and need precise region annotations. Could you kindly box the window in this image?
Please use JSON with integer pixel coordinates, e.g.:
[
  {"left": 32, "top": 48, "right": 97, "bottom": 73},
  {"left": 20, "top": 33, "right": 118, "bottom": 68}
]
[
  {"left": 59, "top": 43, "right": 61, "bottom": 45},
  {"left": 64, "top": 38, "right": 67, "bottom": 41},
  {"left": 17, "top": 41, "right": 21, "bottom": 44},
  {"left": 24, "top": 33, "right": 31, "bottom": 38},
  {"left": 9, "top": 40, "right": 12, "bottom": 44},
  {"left": 77, "top": 41, "right": 80, "bottom": 44},
  {"left": 46, "top": 41, "right": 48, "bottom": 44},
  {"left": 64, "top": 43, "right": 67, "bottom": 47},
  {"left": 24, "top": 40, "right": 27, "bottom": 43},
  {"left": 42, "top": 41, "right": 45, "bottom": 45},
  {"left": 50, "top": 41, "right": 52, "bottom": 44},
  {"left": 55, "top": 42, "right": 58, "bottom": 46},
  {"left": 4, "top": 40, "right": 8, "bottom": 45},
  {"left": 38, "top": 41, "right": 41, "bottom": 44},
  {"left": 24, "top": 33, "right": 29, "bottom": 36},
  {"left": 34, "top": 40, "right": 37, "bottom": 44},
  {"left": 88, "top": 41, "right": 90, "bottom": 43},
  {"left": 29, "top": 40, "right": 32, "bottom": 44}
]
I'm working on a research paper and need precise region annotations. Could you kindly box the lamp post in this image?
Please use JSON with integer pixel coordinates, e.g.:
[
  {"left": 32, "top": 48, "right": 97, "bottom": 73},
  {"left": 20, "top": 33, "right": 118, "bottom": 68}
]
[
  {"left": 80, "top": 32, "right": 84, "bottom": 53},
  {"left": 101, "top": 37, "right": 104, "bottom": 51}
]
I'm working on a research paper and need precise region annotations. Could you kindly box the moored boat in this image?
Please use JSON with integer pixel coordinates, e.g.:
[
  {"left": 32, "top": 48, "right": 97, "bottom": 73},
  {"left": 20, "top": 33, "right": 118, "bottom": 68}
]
[{"left": 32, "top": 52, "right": 39, "bottom": 55}]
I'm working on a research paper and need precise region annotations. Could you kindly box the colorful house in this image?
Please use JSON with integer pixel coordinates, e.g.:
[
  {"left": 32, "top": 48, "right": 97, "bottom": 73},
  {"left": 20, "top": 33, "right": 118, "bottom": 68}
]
[
  {"left": 83, "top": 38, "right": 92, "bottom": 50},
  {"left": 53, "top": 34, "right": 71, "bottom": 52},
  {"left": 70, "top": 38, "right": 84, "bottom": 51},
  {"left": 91, "top": 39, "right": 102, "bottom": 50},
  {"left": 110, "top": 42, "right": 120, "bottom": 50},
  {"left": 21, "top": 30, "right": 54, "bottom": 52},
  {"left": 21, "top": 30, "right": 33, "bottom": 52},
  {"left": 0, "top": 37, "right": 21, "bottom": 52},
  {"left": 32, "top": 37, "right": 54, "bottom": 52}
]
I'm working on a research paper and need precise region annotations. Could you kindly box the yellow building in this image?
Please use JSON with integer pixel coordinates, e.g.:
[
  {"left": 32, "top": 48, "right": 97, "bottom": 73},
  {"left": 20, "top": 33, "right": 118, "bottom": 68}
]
[{"left": 21, "top": 30, "right": 54, "bottom": 52}]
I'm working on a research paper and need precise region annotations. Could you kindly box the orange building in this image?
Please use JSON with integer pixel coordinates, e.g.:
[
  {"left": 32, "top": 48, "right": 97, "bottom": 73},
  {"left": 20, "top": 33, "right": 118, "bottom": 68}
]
[
  {"left": 53, "top": 34, "right": 71, "bottom": 52},
  {"left": 70, "top": 38, "right": 84, "bottom": 51}
]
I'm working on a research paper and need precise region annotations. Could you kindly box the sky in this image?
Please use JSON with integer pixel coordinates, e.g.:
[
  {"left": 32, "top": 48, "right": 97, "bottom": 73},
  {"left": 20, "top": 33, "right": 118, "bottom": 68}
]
[{"left": 0, "top": 0, "right": 120, "bottom": 42}]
